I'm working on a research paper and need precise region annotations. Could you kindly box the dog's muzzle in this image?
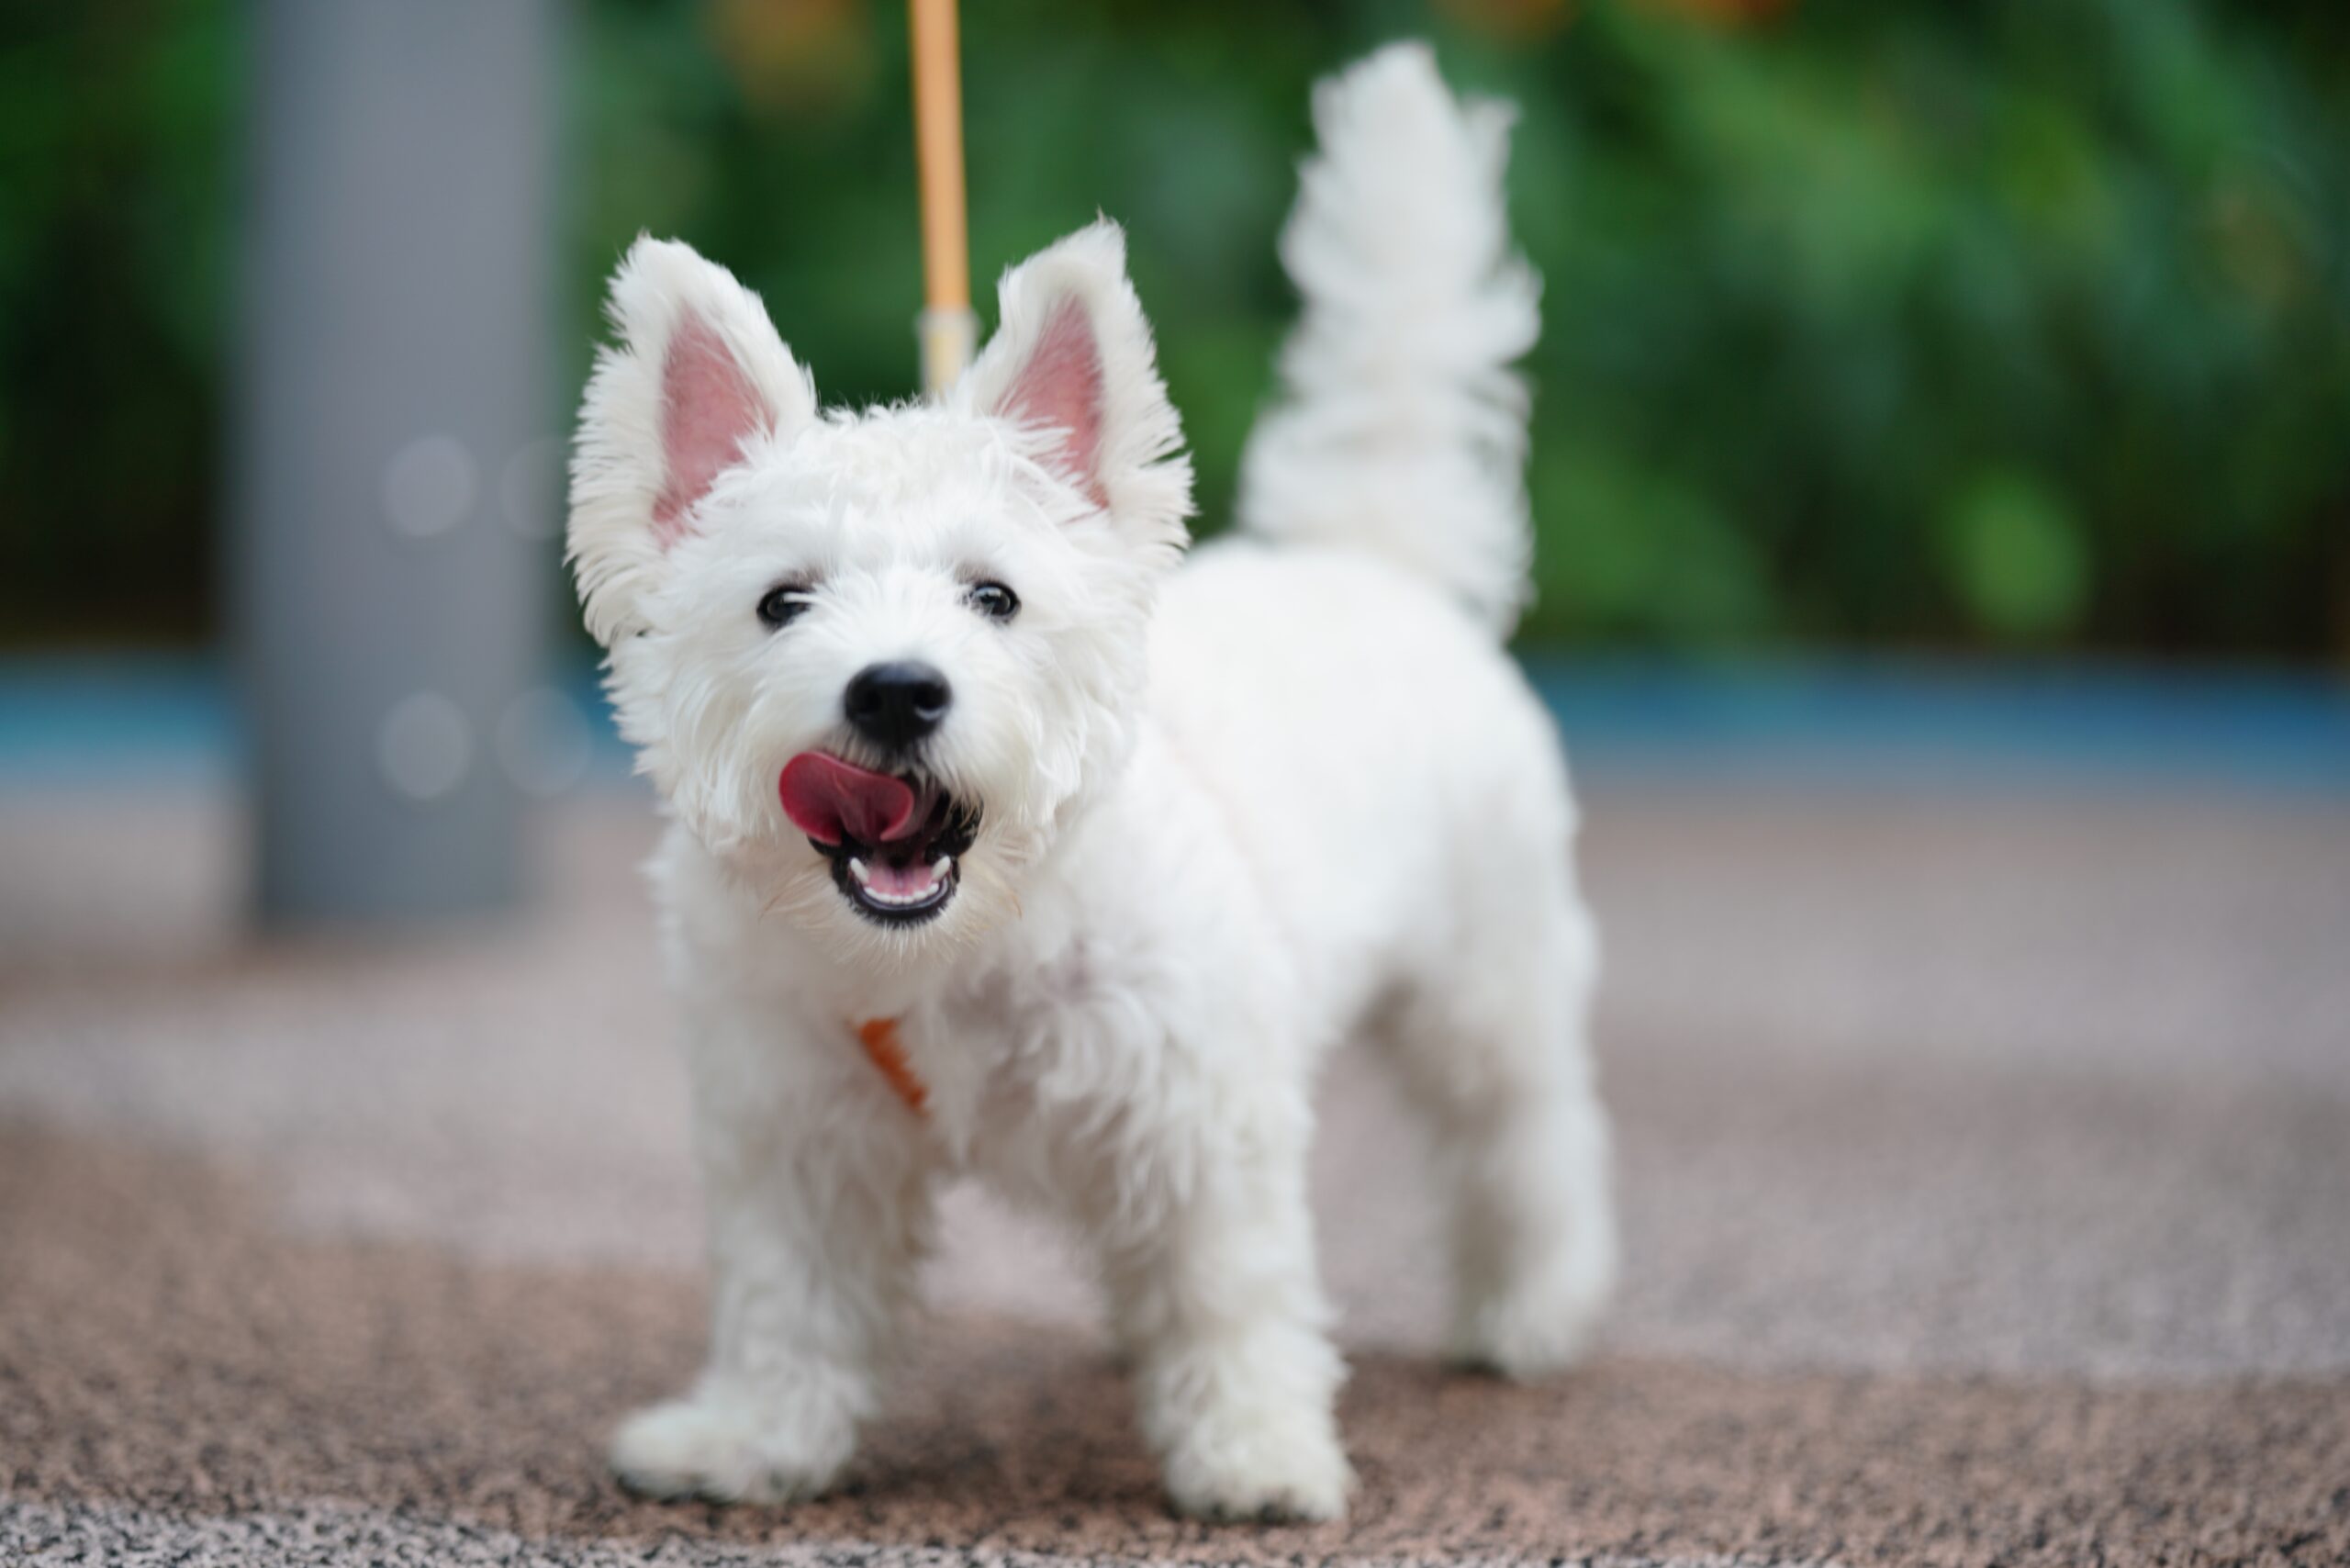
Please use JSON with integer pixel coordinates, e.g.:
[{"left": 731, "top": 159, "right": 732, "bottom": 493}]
[{"left": 778, "top": 752, "right": 979, "bottom": 926}]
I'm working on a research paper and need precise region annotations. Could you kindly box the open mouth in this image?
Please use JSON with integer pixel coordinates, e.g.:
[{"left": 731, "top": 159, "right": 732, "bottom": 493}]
[{"left": 778, "top": 753, "right": 979, "bottom": 927}]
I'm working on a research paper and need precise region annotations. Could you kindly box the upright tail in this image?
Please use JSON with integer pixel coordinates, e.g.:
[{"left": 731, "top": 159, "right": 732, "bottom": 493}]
[{"left": 1237, "top": 42, "right": 1539, "bottom": 638}]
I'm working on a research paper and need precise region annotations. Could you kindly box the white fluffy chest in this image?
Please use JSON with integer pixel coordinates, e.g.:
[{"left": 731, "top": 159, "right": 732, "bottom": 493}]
[{"left": 890, "top": 934, "right": 1161, "bottom": 1199}]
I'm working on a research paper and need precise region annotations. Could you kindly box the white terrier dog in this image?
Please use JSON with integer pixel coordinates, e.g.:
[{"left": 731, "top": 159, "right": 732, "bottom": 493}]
[{"left": 567, "top": 42, "right": 1613, "bottom": 1522}]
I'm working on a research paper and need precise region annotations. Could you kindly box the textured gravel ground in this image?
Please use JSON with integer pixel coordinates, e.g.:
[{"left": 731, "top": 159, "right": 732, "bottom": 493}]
[{"left": 3, "top": 780, "right": 2346, "bottom": 1565}]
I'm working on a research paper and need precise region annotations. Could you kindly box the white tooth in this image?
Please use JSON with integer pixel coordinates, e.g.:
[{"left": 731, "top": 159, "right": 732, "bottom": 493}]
[
  {"left": 932, "top": 856, "right": 953, "bottom": 879},
  {"left": 848, "top": 857, "right": 869, "bottom": 886}
]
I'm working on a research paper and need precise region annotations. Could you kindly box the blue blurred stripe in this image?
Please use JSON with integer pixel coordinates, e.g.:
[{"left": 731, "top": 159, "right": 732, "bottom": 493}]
[
  {"left": 1526, "top": 657, "right": 2350, "bottom": 795},
  {"left": 1, "top": 654, "right": 2344, "bottom": 796},
  {"left": 0, "top": 658, "right": 242, "bottom": 789}
]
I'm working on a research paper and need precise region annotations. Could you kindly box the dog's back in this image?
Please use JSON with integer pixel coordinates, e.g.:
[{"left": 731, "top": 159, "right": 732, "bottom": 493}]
[
  {"left": 1147, "top": 44, "right": 1614, "bottom": 1383},
  {"left": 1150, "top": 44, "right": 1586, "bottom": 1031}
]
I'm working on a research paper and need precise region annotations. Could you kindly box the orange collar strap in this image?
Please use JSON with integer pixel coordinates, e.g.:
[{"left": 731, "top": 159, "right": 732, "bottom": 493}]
[{"left": 853, "top": 1017, "right": 929, "bottom": 1117}]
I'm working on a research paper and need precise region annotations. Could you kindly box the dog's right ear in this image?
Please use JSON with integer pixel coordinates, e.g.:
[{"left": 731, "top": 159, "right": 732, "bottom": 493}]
[{"left": 568, "top": 237, "right": 817, "bottom": 644}]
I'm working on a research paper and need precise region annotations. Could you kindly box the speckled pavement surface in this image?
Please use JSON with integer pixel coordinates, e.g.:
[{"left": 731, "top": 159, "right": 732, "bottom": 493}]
[{"left": 4, "top": 780, "right": 2347, "bottom": 1565}]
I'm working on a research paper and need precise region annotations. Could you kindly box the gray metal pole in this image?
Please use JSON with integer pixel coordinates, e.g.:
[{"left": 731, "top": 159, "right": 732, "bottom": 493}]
[{"left": 233, "top": 0, "right": 562, "bottom": 925}]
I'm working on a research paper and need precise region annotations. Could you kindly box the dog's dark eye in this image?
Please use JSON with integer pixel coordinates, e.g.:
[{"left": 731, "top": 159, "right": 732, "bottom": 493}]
[
  {"left": 757, "top": 584, "right": 813, "bottom": 629},
  {"left": 967, "top": 580, "right": 1019, "bottom": 622}
]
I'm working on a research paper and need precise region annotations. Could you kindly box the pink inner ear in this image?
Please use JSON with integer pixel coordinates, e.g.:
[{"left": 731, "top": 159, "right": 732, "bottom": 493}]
[
  {"left": 1002, "top": 299, "right": 1105, "bottom": 506},
  {"left": 653, "top": 315, "right": 767, "bottom": 547}
]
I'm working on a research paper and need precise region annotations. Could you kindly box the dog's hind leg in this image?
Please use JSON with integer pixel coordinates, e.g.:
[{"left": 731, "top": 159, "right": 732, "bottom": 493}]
[{"left": 1377, "top": 861, "right": 1616, "bottom": 1378}]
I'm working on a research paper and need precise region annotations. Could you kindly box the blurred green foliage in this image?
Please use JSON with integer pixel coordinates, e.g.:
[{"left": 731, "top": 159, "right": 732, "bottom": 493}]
[{"left": 2, "top": 0, "right": 2345, "bottom": 655}]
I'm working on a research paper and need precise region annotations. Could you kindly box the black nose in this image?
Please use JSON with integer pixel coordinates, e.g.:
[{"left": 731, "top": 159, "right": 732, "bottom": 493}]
[{"left": 844, "top": 661, "right": 952, "bottom": 749}]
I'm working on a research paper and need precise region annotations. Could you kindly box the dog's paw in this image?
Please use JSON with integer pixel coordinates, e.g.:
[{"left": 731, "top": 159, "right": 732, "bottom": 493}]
[
  {"left": 610, "top": 1394, "right": 853, "bottom": 1505},
  {"left": 1161, "top": 1410, "right": 1354, "bottom": 1523},
  {"left": 1453, "top": 1259, "right": 1612, "bottom": 1380}
]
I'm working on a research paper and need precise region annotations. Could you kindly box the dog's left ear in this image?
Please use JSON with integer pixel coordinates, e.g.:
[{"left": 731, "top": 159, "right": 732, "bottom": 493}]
[{"left": 961, "top": 221, "right": 1192, "bottom": 553}]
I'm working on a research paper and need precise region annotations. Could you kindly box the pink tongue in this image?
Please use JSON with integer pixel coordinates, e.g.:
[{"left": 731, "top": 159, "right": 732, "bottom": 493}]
[{"left": 779, "top": 753, "right": 920, "bottom": 846}]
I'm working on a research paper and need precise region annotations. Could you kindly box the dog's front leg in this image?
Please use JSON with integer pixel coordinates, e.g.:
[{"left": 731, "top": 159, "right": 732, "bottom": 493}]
[
  {"left": 611, "top": 1009, "right": 936, "bottom": 1504},
  {"left": 1091, "top": 1084, "right": 1353, "bottom": 1522}
]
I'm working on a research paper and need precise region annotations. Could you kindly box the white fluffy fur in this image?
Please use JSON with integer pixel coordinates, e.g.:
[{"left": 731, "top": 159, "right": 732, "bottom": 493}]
[
  {"left": 567, "top": 42, "right": 1612, "bottom": 1524},
  {"left": 1241, "top": 40, "right": 1540, "bottom": 635}
]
